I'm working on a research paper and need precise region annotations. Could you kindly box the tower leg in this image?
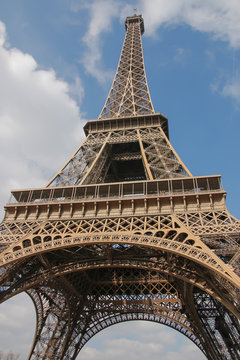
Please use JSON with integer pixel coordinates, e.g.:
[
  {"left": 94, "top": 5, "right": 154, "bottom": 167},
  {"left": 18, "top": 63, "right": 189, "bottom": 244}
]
[
  {"left": 193, "top": 289, "right": 240, "bottom": 360},
  {"left": 27, "top": 286, "right": 72, "bottom": 360}
]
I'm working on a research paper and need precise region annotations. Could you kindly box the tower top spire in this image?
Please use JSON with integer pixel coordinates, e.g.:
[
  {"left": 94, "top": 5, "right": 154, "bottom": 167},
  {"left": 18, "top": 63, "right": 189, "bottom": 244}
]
[
  {"left": 125, "top": 14, "right": 144, "bottom": 34},
  {"left": 98, "top": 14, "right": 154, "bottom": 120}
]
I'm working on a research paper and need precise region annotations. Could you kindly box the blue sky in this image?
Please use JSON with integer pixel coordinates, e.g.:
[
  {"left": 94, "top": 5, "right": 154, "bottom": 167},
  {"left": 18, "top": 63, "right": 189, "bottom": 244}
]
[{"left": 0, "top": 0, "right": 239, "bottom": 359}]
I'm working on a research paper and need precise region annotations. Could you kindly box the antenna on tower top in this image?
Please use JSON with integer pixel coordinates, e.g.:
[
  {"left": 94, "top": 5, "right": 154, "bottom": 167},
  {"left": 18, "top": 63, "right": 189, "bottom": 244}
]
[{"left": 134, "top": 8, "right": 137, "bottom": 15}]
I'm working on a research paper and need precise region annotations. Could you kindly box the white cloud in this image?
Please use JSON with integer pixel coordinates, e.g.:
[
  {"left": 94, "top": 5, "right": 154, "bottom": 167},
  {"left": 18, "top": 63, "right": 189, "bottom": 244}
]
[
  {"left": 0, "top": 293, "right": 35, "bottom": 359},
  {"left": 0, "top": 297, "right": 207, "bottom": 360},
  {"left": 76, "top": 0, "right": 240, "bottom": 107},
  {"left": 0, "top": 21, "right": 84, "bottom": 216},
  {"left": 0, "top": 21, "right": 6, "bottom": 47},
  {"left": 221, "top": 78, "right": 240, "bottom": 103},
  {"left": 69, "top": 75, "right": 85, "bottom": 104},
  {"left": 210, "top": 69, "right": 240, "bottom": 103},
  {"left": 78, "top": 321, "right": 206, "bottom": 360},
  {"left": 80, "top": 0, "right": 119, "bottom": 83},
  {"left": 128, "top": 0, "right": 240, "bottom": 103},
  {"left": 137, "top": 0, "right": 240, "bottom": 48}
]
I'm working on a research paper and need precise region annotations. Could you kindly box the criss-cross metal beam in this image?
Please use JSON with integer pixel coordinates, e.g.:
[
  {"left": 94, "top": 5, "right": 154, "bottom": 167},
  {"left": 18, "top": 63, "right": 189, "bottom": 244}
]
[{"left": 99, "top": 15, "right": 154, "bottom": 120}]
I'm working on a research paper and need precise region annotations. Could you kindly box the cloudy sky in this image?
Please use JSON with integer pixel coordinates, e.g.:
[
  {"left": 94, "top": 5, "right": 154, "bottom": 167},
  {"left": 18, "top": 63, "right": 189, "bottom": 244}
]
[{"left": 0, "top": 0, "right": 240, "bottom": 359}]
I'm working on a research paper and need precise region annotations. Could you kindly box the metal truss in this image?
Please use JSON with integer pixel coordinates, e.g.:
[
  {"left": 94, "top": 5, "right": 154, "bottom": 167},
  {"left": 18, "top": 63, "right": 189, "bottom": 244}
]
[
  {"left": 47, "top": 132, "right": 109, "bottom": 187},
  {"left": 47, "top": 122, "right": 191, "bottom": 187},
  {"left": 0, "top": 13, "right": 239, "bottom": 360},
  {"left": 99, "top": 15, "right": 154, "bottom": 120},
  {"left": 193, "top": 290, "right": 240, "bottom": 360}
]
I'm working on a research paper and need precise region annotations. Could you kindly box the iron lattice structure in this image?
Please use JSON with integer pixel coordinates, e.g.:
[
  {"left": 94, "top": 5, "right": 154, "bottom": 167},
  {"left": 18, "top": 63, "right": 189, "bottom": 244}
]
[{"left": 0, "top": 15, "right": 239, "bottom": 360}]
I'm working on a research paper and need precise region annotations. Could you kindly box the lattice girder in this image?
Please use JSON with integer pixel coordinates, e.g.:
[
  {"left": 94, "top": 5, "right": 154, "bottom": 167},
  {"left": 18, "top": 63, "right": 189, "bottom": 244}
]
[
  {"left": 0, "top": 212, "right": 239, "bottom": 359},
  {"left": 0, "top": 251, "right": 231, "bottom": 307},
  {"left": 0, "top": 216, "right": 238, "bottom": 277},
  {"left": 46, "top": 132, "right": 110, "bottom": 187},
  {"left": 25, "top": 270, "right": 212, "bottom": 359},
  {"left": 193, "top": 289, "right": 240, "bottom": 360},
  {"left": 27, "top": 286, "right": 72, "bottom": 360},
  {"left": 99, "top": 15, "right": 154, "bottom": 120},
  {"left": 0, "top": 220, "right": 42, "bottom": 245},
  {"left": 13, "top": 268, "right": 239, "bottom": 360},
  {"left": 0, "top": 215, "right": 239, "bottom": 319},
  {"left": 46, "top": 121, "right": 191, "bottom": 187}
]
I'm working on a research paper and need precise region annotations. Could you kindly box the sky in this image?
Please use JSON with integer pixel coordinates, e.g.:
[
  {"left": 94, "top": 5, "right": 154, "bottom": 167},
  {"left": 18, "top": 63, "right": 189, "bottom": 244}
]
[{"left": 0, "top": 0, "right": 240, "bottom": 358}]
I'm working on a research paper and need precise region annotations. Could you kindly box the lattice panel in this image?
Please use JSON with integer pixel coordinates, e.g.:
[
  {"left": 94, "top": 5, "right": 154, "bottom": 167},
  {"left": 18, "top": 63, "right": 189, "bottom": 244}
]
[
  {"left": 108, "top": 129, "right": 138, "bottom": 143},
  {"left": 28, "top": 287, "right": 71, "bottom": 360},
  {"left": 99, "top": 16, "right": 154, "bottom": 119},
  {"left": 27, "top": 273, "right": 207, "bottom": 360},
  {"left": 177, "top": 211, "right": 240, "bottom": 235},
  {"left": 139, "top": 127, "right": 189, "bottom": 178},
  {"left": 16, "top": 215, "right": 174, "bottom": 237},
  {"left": 2, "top": 214, "right": 240, "bottom": 296},
  {"left": 194, "top": 290, "right": 240, "bottom": 360},
  {"left": 44, "top": 120, "right": 192, "bottom": 186},
  {"left": 47, "top": 132, "right": 109, "bottom": 187},
  {"left": 3, "top": 213, "right": 238, "bottom": 240},
  {"left": 0, "top": 221, "right": 42, "bottom": 245}
]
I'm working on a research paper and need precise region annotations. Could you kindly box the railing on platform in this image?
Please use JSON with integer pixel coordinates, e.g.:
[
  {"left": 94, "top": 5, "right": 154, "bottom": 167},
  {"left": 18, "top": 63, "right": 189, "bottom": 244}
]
[{"left": 8, "top": 175, "right": 223, "bottom": 205}]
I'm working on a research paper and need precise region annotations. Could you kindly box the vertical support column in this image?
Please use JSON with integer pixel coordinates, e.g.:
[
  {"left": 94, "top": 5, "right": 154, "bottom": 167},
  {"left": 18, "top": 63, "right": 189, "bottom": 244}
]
[
  {"left": 137, "top": 129, "right": 153, "bottom": 180},
  {"left": 28, "top": 287, "right": 72, "bottom": 360},
  {"left": 79, "top": 133, "right": 111, "bottom": 185}
]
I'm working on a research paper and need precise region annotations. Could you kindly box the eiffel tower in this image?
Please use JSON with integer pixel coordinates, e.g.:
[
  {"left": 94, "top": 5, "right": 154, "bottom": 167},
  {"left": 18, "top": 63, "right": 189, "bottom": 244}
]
[{"left": 0, "top": 14, "right": 239, "bottom": 360}]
